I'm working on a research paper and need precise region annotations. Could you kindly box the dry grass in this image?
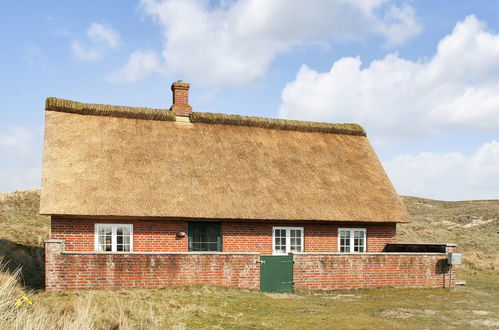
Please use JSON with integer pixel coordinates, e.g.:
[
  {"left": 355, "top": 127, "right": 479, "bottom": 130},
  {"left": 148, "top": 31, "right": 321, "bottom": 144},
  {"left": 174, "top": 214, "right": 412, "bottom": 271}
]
[
  {"left": 46, "top": 97, "right": 176, "bottom": 122},
  {"left": 0, "top": 190, "right": 49, "bottom": 246},
  {"left": 0, "top": 261, "right": 187, "bottom": 329},
  {"left": 190, "top": 111, "right": 366, "bottom": 136},
  {"left": 398, "top": 196, "right": 499, "bottom": 272}
]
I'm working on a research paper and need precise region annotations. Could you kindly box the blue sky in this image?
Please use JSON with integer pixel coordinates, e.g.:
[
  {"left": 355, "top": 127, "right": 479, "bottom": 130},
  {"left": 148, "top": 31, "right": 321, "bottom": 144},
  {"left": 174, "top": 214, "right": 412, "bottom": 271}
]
[{"left": 1, "top": 0, "right": 498, "bottom": 200}]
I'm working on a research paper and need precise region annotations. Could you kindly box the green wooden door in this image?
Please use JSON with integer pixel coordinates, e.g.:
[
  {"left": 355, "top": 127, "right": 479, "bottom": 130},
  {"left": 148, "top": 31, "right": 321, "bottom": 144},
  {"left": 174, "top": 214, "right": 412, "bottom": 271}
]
[{"left": 260, "top": 256, "right": 294, "bottom": 292}]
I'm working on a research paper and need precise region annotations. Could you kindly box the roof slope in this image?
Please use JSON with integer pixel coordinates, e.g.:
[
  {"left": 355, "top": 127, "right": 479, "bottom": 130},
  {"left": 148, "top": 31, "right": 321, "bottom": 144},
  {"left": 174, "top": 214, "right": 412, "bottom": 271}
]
[{"left": 40, "top": 98, "right": 408, "bottom": 222}]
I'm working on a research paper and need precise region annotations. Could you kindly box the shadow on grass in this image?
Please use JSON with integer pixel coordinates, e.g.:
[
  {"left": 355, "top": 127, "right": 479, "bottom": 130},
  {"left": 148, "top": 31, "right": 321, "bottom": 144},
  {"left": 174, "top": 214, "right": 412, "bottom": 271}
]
[{"left": 0, "top": 238, "right": 44, "bottom": 290}]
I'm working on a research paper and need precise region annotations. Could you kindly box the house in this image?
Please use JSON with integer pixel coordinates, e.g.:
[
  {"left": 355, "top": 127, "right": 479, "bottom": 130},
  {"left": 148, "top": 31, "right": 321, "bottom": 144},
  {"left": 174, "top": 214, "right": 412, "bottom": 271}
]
[{"left": 41, "top": 81, "right": 456, "bottom": 291}]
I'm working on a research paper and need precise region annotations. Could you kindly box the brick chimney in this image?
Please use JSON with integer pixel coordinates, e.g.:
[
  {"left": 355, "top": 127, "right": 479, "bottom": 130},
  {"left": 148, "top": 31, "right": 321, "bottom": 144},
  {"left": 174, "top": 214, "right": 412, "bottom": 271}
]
[{"left": 170, "top": 81, "right": 192, "bottom": 117}]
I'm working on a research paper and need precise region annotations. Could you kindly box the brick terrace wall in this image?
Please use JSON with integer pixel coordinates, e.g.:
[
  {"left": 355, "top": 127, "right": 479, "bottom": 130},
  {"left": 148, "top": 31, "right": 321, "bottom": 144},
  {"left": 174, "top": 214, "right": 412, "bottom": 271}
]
[
  {"left": 294, "top": 253, "right": 453, "bottom": 290},
  {"left": 46, "top": 240, "right": 455, "bottom": 291},
  {"left": 45, "top": 240, "right": 259, "bottom": 291},
  {"left": 51, "top": 218, "right": 396, "bottom": 254}
]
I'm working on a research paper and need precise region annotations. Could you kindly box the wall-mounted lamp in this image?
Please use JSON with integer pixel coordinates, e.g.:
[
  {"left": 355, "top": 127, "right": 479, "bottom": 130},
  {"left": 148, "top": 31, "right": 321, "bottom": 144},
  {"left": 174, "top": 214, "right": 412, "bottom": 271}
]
[{"left": 176, "top": 231, "right": 187, "bottom": 239}]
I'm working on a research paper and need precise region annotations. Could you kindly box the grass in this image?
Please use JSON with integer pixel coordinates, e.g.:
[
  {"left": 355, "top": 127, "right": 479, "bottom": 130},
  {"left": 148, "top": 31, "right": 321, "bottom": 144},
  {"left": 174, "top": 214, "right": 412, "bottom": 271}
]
[{"left": 0, "top": 190, "right": 49, "bottom": 246}]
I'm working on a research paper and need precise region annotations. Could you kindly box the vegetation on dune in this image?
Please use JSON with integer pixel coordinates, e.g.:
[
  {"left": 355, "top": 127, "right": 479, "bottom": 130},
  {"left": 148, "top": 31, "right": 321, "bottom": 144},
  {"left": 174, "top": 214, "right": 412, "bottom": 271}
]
[
  {"left": 398, "top": 196, "right": 499, "bottom": 272},
  {"left": 0, "top": 190, "right": 49, "bottom": 247}
]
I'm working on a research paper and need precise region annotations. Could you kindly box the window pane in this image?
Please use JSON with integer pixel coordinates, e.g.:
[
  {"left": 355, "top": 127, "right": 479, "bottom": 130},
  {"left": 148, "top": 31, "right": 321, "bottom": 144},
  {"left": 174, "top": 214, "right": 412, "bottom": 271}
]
[
  {"left": 339, "top": 230, "right": 351, "bottom": 253},
  {"left": 289, "top": 229, "right": 302, "bottom": 252},
  {"left": 189, "top": 222, "right": 221, "bottom": 251},
  {"left": 274, "top": 228, "right": 287, "bottom": 254},
  {"left": 97, "top": 227, "right": 112, "bottom": 252},
  {"left": 353, "top": 230, "right": 365, "bottom": 252}
]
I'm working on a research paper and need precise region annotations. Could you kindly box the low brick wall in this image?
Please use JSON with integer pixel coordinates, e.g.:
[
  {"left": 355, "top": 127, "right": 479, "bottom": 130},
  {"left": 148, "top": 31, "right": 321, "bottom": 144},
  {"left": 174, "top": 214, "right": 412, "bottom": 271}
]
[
  {"left": 294, "top": 253, "right": 453, "bottom": 290},
  {"left": 45, "top": 240, "right": 260, "bottom": 290},
  {"left": 46, "top": 240, "right": 455, "bottom": 291}
]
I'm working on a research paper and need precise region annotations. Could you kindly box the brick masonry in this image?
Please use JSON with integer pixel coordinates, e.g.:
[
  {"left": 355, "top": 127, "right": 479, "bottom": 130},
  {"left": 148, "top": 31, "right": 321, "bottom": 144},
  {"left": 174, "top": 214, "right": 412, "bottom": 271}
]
[
  {"left": 51, "top": 218, "right": 396, "bottom": 254},
  {"left": 45, "top": 240, "right": 259, "bottom": 291},
  {"left": 170, "top": 81, "right": 192, "bottom": 116},
  {"left": 46, "top": 219, "right": 455, "bottom": 291},
  {"left": 293, "top": 253, "right": 454, "bottom": 290}
]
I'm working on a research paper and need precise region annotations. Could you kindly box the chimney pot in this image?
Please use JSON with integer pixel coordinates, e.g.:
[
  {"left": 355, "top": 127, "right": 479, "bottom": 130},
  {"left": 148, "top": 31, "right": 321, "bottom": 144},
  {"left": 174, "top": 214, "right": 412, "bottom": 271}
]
[{"left": 170, "top": 81, "right": 192, "bottom": 117}]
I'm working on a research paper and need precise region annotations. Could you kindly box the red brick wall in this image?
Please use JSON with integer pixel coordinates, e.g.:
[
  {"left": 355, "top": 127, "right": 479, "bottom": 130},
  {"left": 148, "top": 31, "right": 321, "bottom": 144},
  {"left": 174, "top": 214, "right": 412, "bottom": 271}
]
[
  {"left": 51, "top": 218, "right": 187, "bottom": 252},
  {"left": 45, "top": 240, "right": 259, "bottom": 291},
  {"left": 293, "top": 253, "right": 453, "bottom": 290},
  {"left": 45, "top": 240, "right": 455, "bottom": 291},
  {"left": 51, "top": 218, "right": 396, "bottom": 254},
  {"left": 223, "top": 222, "right": 396, "bottom": 254}
]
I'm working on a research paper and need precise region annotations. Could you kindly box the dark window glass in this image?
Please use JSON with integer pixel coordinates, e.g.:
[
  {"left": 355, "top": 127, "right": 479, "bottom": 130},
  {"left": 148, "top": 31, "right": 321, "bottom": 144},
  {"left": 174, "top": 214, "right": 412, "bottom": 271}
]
[{"left": 188, "top": 222, "right": 222, "bottom": 252}]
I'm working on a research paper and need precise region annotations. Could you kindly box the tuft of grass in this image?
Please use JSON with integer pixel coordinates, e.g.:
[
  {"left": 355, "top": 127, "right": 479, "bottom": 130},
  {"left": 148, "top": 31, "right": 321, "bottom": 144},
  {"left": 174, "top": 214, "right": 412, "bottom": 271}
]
[
  {"left": 0, "top": 261, "right": 187, "bottom": 329},
  {"left": 190, "top": 112, "right": 367, "bottom": 136}
]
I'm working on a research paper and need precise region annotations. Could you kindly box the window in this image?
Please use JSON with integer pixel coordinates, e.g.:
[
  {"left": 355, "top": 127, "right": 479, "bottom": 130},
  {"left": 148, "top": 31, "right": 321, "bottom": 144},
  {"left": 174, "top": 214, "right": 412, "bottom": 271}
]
[
  {"left": 272, "top": 227, "right": 304, "bottom": 255},
  {"left": 338, "top": 228, "right": 366, "bottom": 253},
  {"left": 95, "top": 224, "right": 133, "bottom": 252},
  {"left": 188, "top": 222, "right": 222, "bottom": 252}
]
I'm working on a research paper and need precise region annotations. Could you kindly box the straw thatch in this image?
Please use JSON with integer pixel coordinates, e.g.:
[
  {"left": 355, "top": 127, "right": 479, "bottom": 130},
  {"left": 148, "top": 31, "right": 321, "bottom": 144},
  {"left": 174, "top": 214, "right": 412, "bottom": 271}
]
[
  {"left": 46, "top": 97, "right": 176, "bottom": 122},
  {"left": 40, "top": 101, "right": 408, "bottom": 223},
  {"left": 190, "top": 112, "right": 366, "bottom": 136}
]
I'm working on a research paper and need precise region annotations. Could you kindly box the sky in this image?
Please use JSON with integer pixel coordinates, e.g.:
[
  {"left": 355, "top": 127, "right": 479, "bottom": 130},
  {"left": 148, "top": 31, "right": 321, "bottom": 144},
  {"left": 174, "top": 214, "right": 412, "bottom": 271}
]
[{"left": 1, "top": 0, "right": 498, "bottom": 201}]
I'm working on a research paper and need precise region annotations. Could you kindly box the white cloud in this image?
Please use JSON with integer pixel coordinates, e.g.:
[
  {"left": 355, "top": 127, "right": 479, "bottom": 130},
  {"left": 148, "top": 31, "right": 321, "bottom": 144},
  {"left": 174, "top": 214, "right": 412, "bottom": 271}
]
[
  {"left": 278, "top": 16, "right": 499, "bottom": 144},
  {"left": 24, "top": 43, "right": 47, "bottom": 69},
  {"left": 111, "top": 0, "right": 421, "bottom": 85},
  {"left": 380, "top": 4, "right": 422, "bottom": 47},
  {"left": 0, "top": 127, "right": 42, "bottom": 192},
  {"left": 71, "top": 41, "right": 102, "bottom": 61},
  {"left": 71, "top": 22, "right": 121, "bottom": 61},
  {"left": 106, "top": 50, "right": 161, "bottom": 83},
  {"left": 384, "top": 141, "right": 499, "bottom": 200},
  {"left": 87, "top": 22, "right": 121, "bottom": 49}
]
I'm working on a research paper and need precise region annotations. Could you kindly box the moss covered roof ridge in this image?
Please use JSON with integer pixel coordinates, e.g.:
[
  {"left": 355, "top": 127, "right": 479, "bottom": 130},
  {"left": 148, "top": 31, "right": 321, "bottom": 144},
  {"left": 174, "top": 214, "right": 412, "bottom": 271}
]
[
  {"left": 45, "top": 97, "right": 176, "bottom": 122},
  {"left": 45, "top": 97, "right": 366, "bottom": 136},
  {"left": 190, "top": 112, "right": 366, "bottom": 136}
]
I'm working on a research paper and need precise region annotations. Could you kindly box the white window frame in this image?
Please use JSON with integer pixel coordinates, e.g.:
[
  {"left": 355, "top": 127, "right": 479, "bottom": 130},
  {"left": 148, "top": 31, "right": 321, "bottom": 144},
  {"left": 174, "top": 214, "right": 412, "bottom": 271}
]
[
  {"left": 94, "top": 224, "right": 133, "bottom": 252},
  {"left": 338, "top": 228, "right": 366, "bottom": 253},
  {"left": 272, "top": 226, "right": 304, "bottom": 255}
]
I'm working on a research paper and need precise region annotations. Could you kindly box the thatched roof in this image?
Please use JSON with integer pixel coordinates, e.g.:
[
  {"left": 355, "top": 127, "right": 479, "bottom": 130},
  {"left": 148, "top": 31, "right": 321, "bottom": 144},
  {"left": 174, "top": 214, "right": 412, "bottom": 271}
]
[{"left": 40, "top": 98, "right": 408, "bottom": 223}]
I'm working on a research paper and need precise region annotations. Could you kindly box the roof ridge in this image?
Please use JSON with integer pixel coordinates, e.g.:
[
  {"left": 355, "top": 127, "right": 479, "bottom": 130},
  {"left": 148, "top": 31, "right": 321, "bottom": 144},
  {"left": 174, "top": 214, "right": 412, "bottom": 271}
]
[
  {"left": 45, "top": 97, "right": 366, "bottom": 136},
  {"left": 45, "top": 97, "right": 176, "bottom": 122},
  {"left": 190, "top": 112, "right": 366, "bottom": 136}
]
